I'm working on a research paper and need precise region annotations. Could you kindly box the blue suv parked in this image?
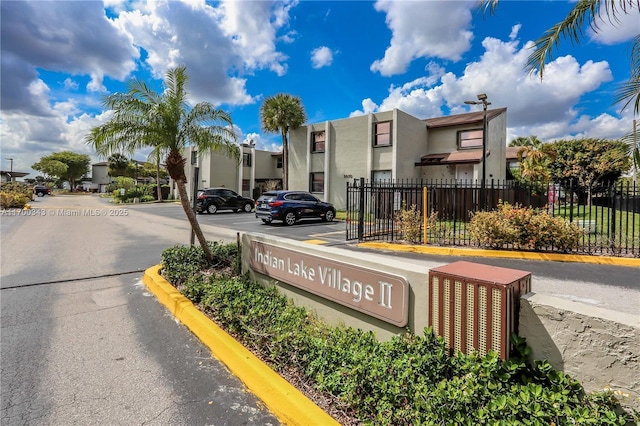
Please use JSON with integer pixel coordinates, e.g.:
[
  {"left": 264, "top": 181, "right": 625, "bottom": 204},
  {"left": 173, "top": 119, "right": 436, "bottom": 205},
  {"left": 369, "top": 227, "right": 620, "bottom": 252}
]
[{"left": 255, "top": 190, "right": 336, "bottom": 225}]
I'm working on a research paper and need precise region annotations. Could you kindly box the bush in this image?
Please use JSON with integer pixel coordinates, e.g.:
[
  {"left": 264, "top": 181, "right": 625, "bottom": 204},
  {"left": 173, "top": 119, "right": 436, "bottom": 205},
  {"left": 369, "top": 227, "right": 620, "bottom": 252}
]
[
  {"left": 395, "top": 202, "right": 422, "bottom": 244},
  {"left": 0, "top": 182, "right": 34, "bottom": 209},
  {"left": 160, "top": 245, "right": 635, "bottom": 425},
  {"left": 0, "top": 192, "right": 30, "bottom": 209},
  {"left": 469, "top": 201, "right": 583, "bottom": 251}
]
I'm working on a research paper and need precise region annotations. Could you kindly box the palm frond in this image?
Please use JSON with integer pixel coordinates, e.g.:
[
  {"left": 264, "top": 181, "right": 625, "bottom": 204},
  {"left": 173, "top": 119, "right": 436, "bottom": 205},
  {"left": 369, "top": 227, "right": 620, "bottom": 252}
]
[{"left": 613, "top": 35, "right": 640, "bottom": 114}]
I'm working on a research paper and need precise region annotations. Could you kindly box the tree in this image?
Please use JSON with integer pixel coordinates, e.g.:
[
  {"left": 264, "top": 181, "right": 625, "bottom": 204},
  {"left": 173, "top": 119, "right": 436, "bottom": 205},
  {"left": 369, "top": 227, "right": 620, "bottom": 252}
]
[
  {"left": 86, "top": 66, "right": 238, "bottom": 263},
  {"left": 480, "top": 0, "right": 640, "bottom": 166},
  {"left": 107, "top": 153, "right": 131, "bottom": 177},
  {"left": 509, "top": 136, "right": 554, "bottom": 187},
  {"left": 546, "top": 138, "right": 631, "bottom": 204},
  {"left": 32, "top": 151, "right": 90, "bottom": 189},
  {"left": 260, "top": 94, "right": 306, "bottom": 190}
]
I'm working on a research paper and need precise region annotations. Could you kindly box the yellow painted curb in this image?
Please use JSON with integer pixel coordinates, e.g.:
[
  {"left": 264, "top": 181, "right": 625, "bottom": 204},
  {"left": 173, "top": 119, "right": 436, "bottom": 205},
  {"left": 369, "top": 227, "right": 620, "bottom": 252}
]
[
  {"left": 142, "top": 265, "right": 339, "bottom": 426},
  {"left": 358, "top": 242, "right": 640, "bottom": 268}
]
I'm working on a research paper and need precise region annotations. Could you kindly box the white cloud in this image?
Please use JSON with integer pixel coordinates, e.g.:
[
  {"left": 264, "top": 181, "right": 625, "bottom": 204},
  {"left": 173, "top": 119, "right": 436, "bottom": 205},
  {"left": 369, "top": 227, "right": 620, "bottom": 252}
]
[
  {"left": 587, "top": 9, "right": 639, "bottom": 45},
  {"left": 370, "top": 0, "right": 475, "bottom": 76},
  {"left": 311, "top": 46, "right": 334, "bottom": 69},
  {"left": 353, "top": 32, "right": 632, "bottom": 141},
  {"left": 0, "top": 1, "right": 137, "bottom": 114}
]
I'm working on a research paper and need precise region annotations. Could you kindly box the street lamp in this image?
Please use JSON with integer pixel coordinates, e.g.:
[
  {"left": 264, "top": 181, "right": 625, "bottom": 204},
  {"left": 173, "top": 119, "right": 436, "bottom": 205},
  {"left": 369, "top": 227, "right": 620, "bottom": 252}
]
[
  {"left": 5, "top": 158, "right": 13, "bottom": 182},
  {"left": 464, "top": 94, "right": 491, "bottom": 210}
]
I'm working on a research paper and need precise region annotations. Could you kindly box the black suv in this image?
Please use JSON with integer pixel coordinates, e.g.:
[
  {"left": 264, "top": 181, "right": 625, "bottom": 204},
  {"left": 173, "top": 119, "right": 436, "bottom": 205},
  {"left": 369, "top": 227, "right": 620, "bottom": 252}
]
[
  {"left": 196, "top": 188, "right": 254, "bottom": 214},
  {"left": 33, "top": 185, "right": 51, "bottom": 197},
  {"left": 255, "top": 190, "right": 336, "bottom": 225}
]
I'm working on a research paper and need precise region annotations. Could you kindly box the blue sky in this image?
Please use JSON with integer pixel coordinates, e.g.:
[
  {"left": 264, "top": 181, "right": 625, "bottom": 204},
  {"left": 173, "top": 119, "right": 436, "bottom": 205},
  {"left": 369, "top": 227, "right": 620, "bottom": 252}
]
[{"left": 1, "top": 0, "right": 638, "bottom": 177}]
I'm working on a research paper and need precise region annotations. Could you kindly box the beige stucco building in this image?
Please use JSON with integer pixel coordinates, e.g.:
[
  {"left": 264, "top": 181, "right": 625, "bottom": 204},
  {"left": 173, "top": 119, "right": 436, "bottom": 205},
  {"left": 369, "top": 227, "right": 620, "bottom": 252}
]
[
  {"left": 181, "top": 108, "right": 508, "bottom": 208},
  {"left": 288, "top": 108, "right": 507, "bottom": 209},
  {"left": 183, "top": 143, "right": 282, "bottom": 200}
]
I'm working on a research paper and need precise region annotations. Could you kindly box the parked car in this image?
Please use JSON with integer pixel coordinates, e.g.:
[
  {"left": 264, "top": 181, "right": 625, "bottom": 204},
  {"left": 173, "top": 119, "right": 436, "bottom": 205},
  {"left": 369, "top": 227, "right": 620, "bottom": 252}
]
[
  {"left": 196, "top": 188, "right": 254, "bottom": 214},
  {"left": 33, "top": 185, "right": 51, "bottom": 197},
  {"left": 255, "top": 190, "right": 336, "bottom": 225}
]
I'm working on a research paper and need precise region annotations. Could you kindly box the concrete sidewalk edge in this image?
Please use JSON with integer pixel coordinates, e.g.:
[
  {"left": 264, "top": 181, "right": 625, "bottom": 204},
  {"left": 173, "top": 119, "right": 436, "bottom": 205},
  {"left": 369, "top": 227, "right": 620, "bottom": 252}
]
[
  {"left": 142, "top": 265, "right": 339, "bottom": 426},
  {"left": 357, "top": 242, "right": 640, "bottom": 267}
]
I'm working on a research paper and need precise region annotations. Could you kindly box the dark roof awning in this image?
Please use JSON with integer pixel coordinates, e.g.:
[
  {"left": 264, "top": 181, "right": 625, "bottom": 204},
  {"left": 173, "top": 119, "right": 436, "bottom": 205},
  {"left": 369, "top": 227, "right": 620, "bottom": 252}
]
[{"left": 415, "top": 150, "right": 490, "bottom": 166}]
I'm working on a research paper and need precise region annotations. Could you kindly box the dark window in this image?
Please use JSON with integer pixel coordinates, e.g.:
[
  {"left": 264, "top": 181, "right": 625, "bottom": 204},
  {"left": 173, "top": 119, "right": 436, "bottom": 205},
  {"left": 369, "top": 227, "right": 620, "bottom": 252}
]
[
  {"left": 374, "top": 121, "right": 392, "bottom": 146},
  {"left": 458, "top": 129, "right": 483, "bottom": 149},
  {"left": 276, "top": 156, "right": 283, "bottom": 169},
  {"left": 243, "top": 153, "right": 252, "bottom": 167},
  {"left": 310, "top": 172, "right": 324, "bottom": 193},
  {"left": 242, "top": 179, "right": 250, "bottom": 191},
  {"left": 311, "top": 131, "right": 325, "bottom": 153}
]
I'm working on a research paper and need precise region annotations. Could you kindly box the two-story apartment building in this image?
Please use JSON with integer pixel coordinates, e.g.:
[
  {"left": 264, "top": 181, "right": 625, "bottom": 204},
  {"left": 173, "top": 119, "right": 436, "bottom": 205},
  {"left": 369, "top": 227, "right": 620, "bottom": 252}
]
[
  {"left": 183, "top": 143, "right": 283, "bottom": 200},
  {"left": 288, "top": 108, "right": 507, "bottom": 209}
]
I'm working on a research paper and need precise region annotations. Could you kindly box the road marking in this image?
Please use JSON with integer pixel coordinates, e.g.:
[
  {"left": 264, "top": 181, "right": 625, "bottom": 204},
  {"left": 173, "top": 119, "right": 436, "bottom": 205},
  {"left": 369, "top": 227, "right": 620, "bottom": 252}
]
[
  {"left": 310, "top": 230, "right": 345, "bottom": 237},
  {"left": 303, "top": 239, "right": 328, "bottom": 245}
]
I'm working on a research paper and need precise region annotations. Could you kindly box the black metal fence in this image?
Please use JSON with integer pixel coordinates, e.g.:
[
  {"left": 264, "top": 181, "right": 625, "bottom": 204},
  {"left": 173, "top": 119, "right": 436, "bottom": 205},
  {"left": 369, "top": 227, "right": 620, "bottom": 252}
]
[{"left": 345, "top": 178, "right": 640, "bottom": 257}]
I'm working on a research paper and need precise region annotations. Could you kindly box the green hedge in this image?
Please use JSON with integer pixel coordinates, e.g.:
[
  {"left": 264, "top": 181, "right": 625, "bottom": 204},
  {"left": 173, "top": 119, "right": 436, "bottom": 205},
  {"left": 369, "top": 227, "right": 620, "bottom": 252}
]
[{"left": 161, "top": 243, "right": 636, "bottom": 425}]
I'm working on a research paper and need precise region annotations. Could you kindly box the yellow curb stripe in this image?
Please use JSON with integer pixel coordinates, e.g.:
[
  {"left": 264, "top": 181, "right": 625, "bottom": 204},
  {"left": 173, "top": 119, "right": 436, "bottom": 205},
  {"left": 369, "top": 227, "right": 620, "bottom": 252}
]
[
  {"left": 143, "top": 265, "right": 339, "bottom": 426},
  {"left": 303, "top": 239, "right": 328, "bottom": 245},
  {"left": 358, "top": 242, "right": 640, "bottom": 268}
]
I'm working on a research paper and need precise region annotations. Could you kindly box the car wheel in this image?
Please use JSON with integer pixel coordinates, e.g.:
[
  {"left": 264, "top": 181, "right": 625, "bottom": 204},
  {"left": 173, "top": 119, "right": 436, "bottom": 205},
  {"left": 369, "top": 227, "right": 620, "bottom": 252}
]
[
  {"left": 243, "top": 202, "right": 253, "bottom": 213},
  {"left": 36, "top": 191, "right": 45, "bottom": 197},
  {"left": 206, "top": 204, "right": 218, "bottom": 214},
  {"left": 324, "top": 210, "right": 335, "bottom": 222},
  {"left": 261, "top": 218, "right": 272, "bottom": 224},
  {"left": 284, "top": 211, "right": 297, "bottom": 226}
]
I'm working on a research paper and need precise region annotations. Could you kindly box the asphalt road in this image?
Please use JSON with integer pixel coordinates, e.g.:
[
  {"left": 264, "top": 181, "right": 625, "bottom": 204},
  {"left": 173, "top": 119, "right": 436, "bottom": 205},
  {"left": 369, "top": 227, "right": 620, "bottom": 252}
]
[
  {"left": 1, "top": 194, "right": 279, "bottom": 425},
  {"left": 131, "top": 197, "right": 640, "bottom": 315}
]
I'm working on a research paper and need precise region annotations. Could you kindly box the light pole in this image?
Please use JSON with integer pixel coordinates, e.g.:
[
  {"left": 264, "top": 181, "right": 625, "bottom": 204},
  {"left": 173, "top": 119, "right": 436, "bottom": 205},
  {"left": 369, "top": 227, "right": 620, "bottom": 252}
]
[
  {"left": 5, "top": 158, "right": 13, "bottom": 182},
  {"left": 464, "top": 94, "right": 491, "bottom": 210}
]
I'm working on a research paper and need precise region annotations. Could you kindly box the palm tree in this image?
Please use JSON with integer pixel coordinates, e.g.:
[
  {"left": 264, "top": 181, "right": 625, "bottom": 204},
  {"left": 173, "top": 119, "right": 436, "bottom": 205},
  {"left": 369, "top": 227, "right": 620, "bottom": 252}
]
[
  {"left": 480, "top": 0, "right": 640, "bottom": 166},
  {"left": 107, "top": 153, "right": 131, "bottom": 177},
  {"left": 260, "top": 94, "right": 306, "bottom": 190},
  {"left": 147, "top": 146, "right": 167, "bottom": 202},
  {"left": 509, "top": 135, "right": 554, "bottom": 187},
  {"left": 86, "top": 66, "right": 238, "bottom": 263}
]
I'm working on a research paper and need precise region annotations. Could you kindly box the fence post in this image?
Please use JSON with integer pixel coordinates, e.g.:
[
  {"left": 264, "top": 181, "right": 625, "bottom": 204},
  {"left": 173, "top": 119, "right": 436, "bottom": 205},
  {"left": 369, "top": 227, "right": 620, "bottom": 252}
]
[
  {"left": 358, "top": 177, "right": 365, "bottom": 241},
  {"left": 610, "top": 182, "right": 617, "bottom": 250},
  {"left": 423, "top": 186, "right": 428, "bottom": 244}
]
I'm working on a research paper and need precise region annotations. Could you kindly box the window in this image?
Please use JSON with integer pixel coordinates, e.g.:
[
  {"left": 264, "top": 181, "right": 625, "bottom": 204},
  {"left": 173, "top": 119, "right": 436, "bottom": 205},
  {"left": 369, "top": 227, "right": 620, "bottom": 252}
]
[
  {"left": 311, "top": 131, "right": 325, "bottom": 153},
  {"left": 242, "top": 179, "right": 250, "bottom": 191},
  {"left": 374, "top": 121, "right": 392, "bottom": 146},
  {"left": 276, "top": 156, "right": 283, "bottom": 169},
  {"left": 242, "top": 153, "right": 252, "bottom": 167},
  {"left": 458, "top": 129, "right": 483, "bottom": 149},
  {"left": 310, "top": 172, "right": 324, "bottom": 193}
]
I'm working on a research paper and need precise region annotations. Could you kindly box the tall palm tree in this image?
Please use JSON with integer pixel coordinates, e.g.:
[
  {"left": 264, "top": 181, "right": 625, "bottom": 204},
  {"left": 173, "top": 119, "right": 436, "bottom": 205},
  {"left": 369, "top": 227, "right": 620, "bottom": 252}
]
[
  {"left": 260, "top": 93, "right": 306, "bottom": 190},
  {"left": 86, "top": 66, "right": 238, "bottom": 263},
  {"left": 480, "top": 0, "right": 640, "bottom": 166}
]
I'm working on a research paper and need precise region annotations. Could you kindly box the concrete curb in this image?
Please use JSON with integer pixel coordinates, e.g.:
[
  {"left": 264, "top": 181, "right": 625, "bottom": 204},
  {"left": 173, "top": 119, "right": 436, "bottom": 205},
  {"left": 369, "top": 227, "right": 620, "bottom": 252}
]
[
  {"left": 142, "top": 265, "right": 339, "bottom": 426},
  {"left": 357, "top": 242, "right": 640, "bottom": 268}
]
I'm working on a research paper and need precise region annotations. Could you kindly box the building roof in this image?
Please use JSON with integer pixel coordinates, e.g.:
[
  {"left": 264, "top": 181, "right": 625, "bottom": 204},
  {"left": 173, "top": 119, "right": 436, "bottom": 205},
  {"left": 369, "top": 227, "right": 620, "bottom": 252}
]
[
  {"left": 1, "top": 171, "right": 30, "bottom": 177},
  {"left": 415, "top": 150, "right": 490, "bottom": 166},
  {"left": 423, "top": 108, "right": 507, "bottom": 129},
  {"left": 506, "top": 146, "right": 523, "bottom": 161},
  {"left": 93, "top": 162, "right": 108, "bottom": 166}
]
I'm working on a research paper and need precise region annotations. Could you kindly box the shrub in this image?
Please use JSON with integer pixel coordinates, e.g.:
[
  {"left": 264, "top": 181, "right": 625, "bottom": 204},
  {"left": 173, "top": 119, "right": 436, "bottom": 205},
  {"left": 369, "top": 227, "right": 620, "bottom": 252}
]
[
  {"left": 395, "top": 202, "right": 422, "bottom": 244},
  {"left": 0, "top": 182, "right": 34, "bottom": 209},
  {"left": 469, "top": 201, "right": 583, "bottom": 251},
  {"left": 161, "top": 248, "right": 635, "bottom": 425},
  {"left": 140, "top": 195, "right": 155, "bottom": 202},
  {"left": 0, "top": 192, "right": 30, "bottom": 209}
]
